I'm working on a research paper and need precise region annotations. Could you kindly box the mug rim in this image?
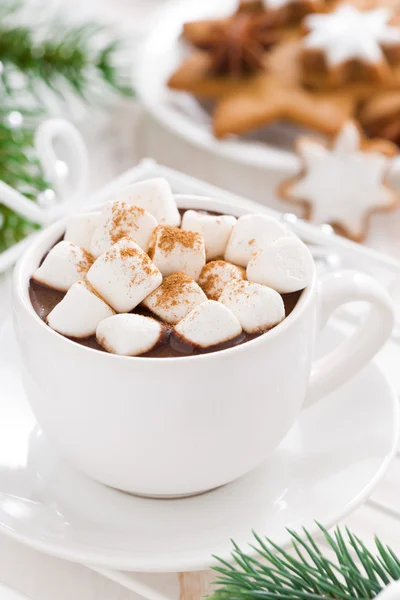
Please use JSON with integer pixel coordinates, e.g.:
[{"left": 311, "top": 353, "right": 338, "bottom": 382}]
[{"left": 13, "top": 193, "right": 316, "bottom": 363}]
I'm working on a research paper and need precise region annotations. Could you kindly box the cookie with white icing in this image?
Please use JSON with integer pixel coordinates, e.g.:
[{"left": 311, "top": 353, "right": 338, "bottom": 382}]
[
  {"left": 182, "top": 0, "right": 328, "bottom": 55},
  {"left": 301, "top": 4, "right": 400, "bottom": 87},
  {"left": 279, "top": 121, "right": 399, "bottom": 242}
]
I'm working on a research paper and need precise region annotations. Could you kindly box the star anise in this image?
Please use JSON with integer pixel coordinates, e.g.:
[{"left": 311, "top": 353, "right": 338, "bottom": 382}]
[{"left": 207, "top": 11, "right": 279, "bottom": 77}]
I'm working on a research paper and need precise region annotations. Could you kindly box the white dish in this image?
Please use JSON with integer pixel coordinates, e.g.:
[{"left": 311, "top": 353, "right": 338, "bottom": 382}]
[
  {"left": 135, "top": 0, "right": 301, "bottom": 173},
  {"left": 136, "top": 0, "right": 400, "bottom": 188},
  {"left": 0, "top": 317, "right": 397, "bottom": 572}
]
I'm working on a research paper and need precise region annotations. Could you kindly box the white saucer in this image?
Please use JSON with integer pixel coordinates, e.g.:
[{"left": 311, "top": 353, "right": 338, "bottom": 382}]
[
  {"left": 0, "top": 318, "right": 397, "bottom": 572},
  {"left": 135, "top": 0, "right": 300, "bottom": 173}
]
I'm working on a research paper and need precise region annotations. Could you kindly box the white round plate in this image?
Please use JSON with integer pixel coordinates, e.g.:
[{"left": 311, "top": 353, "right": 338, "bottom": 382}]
[
  {"left": 0, "top": 583, "right": 30, "bottom": 600},
  {"left": 0, "top": 318, "right": 398, "bottom": 572},
  {"left": 135, "top": 0, "right": 300, "bottom": 173}
]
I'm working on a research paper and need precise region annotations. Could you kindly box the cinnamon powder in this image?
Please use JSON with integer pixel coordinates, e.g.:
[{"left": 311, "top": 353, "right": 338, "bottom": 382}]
[
  {"left": 107, "top": 202, "right": 145, "bottom": 244},
  {"left": 199, "top": 260, "right": 245, "bottom": 300},
  {"left": 118, "top": 240, "right": 156, "bottom": 275},
  {"left": 150, "top": 225, "right": 202, "bottom": 255},
  {"left": 70, "top": 245, "right": 93, "bottom": 274},
  {"left": 151, "top": 272, "right": 193, "bottom": 309}
]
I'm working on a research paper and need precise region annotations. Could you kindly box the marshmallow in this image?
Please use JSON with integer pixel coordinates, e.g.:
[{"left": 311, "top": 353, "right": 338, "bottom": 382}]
[
  {"left": 219, "top": 280, "right": 285, "bottom": 334},
  {"left": 117, "top": 178, "right": 181, "bottom": 227},
  {"left": 224, "top": 214, "right": 290, "bottom": 267},
  {"left": 174, "top": 300, "right": 242, "bottom": 348},
  {"left": 90, "top": 201, "right": 157, "bottom": 257},
  {"left": 96, "top": 314, "right": 166, "bottom": 356},
  {"left": 32, "top": 241, "right": 93, "bottom": 292},
  {"left": 247, "top": 236, "right": 314, "bottom": 293},
  {"left": 87, "top": 237, "right": 162, "bottom": 313},
  {"left": 181, "top": 210, "right": 236, "bottom": 260},
  {"left": 64, "top": 212, "right": 100, "bottom": 254},
  {"left": 148, "top": 225, "right": 206, "bottom": 281},
  {"left": 47, "top": 281, "right": 114, "bottom": 338},
  {"left": 199, "top": 260, "right": 246, "bottom": 301},
  {"left": 143, "top": 272, "right": 207, "bottom": 325}
]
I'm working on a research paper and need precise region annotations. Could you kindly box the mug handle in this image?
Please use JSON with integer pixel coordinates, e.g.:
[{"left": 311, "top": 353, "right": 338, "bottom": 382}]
[
  {"left": 35, "top": 118, "right": 89, "bottom": 207},
  {"left": 0, "top": 119, "right": 88, "bottom": 227},
  {"left": 305, "top": 271, "right": 395, "bottom": 407}
]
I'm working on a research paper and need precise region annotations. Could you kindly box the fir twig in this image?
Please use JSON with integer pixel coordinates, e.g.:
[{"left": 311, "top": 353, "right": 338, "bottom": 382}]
[
  {"left": 210, "top": 525, "right": 400, "bottom": 599},
  {"left": 0, "top": 108, "right": 49, "bottom": 252},
  {"left": 0, "top": 1, "right": 135, "bottom": 253},
  {"left": 0, "top": 11, "right": 134, "bottom": 105}
]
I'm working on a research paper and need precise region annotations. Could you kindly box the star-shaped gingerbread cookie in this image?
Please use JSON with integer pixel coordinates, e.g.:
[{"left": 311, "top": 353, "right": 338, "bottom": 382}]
[
  {"left": 279, "top": 121, "right": 399, "bottom": 241},
  {"left": 183, "top": 0, "right": 328, "bottom": 50},
  {"left": 168, "top": 40, "right": 359, "bottom": 137},
  {"left": 359, "top": 90, "right": 400, "bottom": 143},
  {"left": 183, "top": 1, "right": 282, "bottom": 52},
  {"left": 301, "top": 4, "right": 400, "bottom": 88}
]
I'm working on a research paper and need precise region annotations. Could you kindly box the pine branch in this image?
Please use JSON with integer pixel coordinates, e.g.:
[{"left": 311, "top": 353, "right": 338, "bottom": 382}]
[
  {"left": 0, "top": 1, "right": 135, "bottom": 253},
  {"left": 0, "top": 107, "right": 49, "bottom": 252},
  {"left": 0, "top": 14, "right": 134, "bottom": 105},
  {"left": 210, "top": 525, "right": 400, "bottom": 600}
]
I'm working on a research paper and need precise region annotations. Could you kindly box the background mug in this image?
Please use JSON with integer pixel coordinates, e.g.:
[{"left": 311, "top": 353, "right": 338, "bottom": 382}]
[{"left": 13, "top": 195, "right": 395, "bottom": 497}]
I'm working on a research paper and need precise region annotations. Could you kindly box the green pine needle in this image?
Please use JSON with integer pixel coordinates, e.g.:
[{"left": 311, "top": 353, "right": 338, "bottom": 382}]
[
  {"left": 210, "top": 525, "right": 400, "bottom": 600},
  {"left": 0, "top": 107, "right": 48, "bottom": 252},
  {"left": 0, "top": 1, "right": 135, "bottom": 253},
  {"left": 0, "top": 3, "right": 134, "bottom": 105}
]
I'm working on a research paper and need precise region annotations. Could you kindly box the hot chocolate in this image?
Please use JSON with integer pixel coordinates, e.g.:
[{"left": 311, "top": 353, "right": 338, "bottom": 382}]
[
  {"left": 29, "top": 277, "right": 301, "bottom": 357},
  {"left": 29, "top": 178, "right": 312, "bottom": 358}
]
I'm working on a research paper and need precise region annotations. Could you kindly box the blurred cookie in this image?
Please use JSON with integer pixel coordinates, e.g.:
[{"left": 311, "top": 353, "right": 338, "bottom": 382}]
[
  {"left": 168, "top": 48, "right": 357, "bottom": 137},
  {"left": 168, "top": 51, "right": 266, "bottom": 99},
  {"left": 211, "top": 74, "right": 356, "bottom": 137},
  {"left": 279, "top": 121, "right": 399, "bottom": 241},
  {"left": 183, "top": 0, "right": 330, "bottom": 51},
  {"left": 300, "top": 4, "right": 400, "bottom": 88},
  {"left": 359, "top": 90, "right": 400, "bottom": 143},
  {"left": 262, "top": 0, "right": 334, "bottom": 25},
  {"left": 183, "top": 2, "right": 282, "bottom": 57}
]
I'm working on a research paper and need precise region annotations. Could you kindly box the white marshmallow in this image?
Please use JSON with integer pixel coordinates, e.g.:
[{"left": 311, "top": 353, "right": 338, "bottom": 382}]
[
  {"left": 32, "top": 241, "right": 93, "bottom": 292},
  {"left": 199, "top": 260, "right": 245, "bottom": 301},
  {"left": 90, "top": 201, "right": 157, "bottom": 257},
  {"left": 247, "top": 236, "right": 314, "bottom": 293},
  {"left": 174, "top": 300, "right": 242, "bottom": 348},
  {"left": 149, "top": 225, "right": 206, "bottom": 281},
  {"left": 47, "top": 281, "right": 114, "bottom": 338},
  {"left": 117, "top": 178, "right": 181, "bottom": 227},
  {"left": 219, "top": 280, "right": 285, "bottom": 334},
  {"left": 224, "top": 214, "right": 290, "bottom": 267},
  {"left": 96, "top": 314, "right": 165, "bottom": 356},
  {"left": 87, "top": 237, "right": 162, "bottom": 313},
  {"left": 64, "top": 212, "right": 100, "bottom": 254},
  {"left": 142, "top": 272, "right": 207, "bottom": 325},
  {"left": 181, "top": 210, "right": 236, "bottom": 260}
]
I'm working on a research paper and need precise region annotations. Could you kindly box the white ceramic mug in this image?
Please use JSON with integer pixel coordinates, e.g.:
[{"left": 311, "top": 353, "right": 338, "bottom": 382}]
[{"left": 13, "top": 195, "right": 395, "bottom": 497}]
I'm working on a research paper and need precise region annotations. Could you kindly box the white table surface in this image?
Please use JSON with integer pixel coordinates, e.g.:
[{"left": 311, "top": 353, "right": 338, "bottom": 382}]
[{"left": 2, "top": 1, "right": 400, "bottom": 599}]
